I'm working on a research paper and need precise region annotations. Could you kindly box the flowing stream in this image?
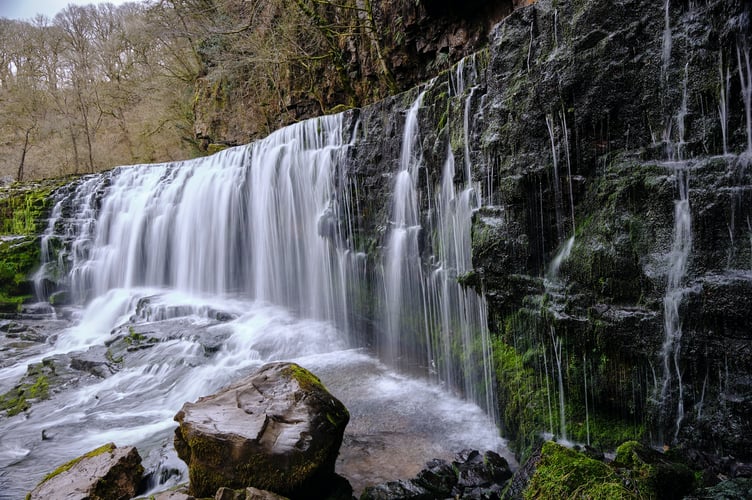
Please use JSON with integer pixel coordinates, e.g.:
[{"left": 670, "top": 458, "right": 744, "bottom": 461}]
[{"left": 0, "top": 75, "right": 507, "bottom": 497}]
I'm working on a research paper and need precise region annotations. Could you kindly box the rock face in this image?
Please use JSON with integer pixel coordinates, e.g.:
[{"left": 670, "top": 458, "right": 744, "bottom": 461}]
[
  {"left": 334, "top": 0, "right": 752, "bottom": 462},
  {"left": 173, "top": 362, "right": 349, "bottom": 498},
  {"left": 28, "top": 443, "right": 143, "bottom": 500}
]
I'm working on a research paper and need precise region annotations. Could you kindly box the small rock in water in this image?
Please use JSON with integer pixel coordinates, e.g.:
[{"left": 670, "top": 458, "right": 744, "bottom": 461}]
[{"left": 27, "top": 442, "right": 143, "bottom": 500}]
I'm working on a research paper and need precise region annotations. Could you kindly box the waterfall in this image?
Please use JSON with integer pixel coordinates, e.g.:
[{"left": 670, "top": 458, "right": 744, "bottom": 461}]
[
  {"left": 382, "top": 91, "right": 427, "bottom": 368},
  {"left": 37, "top": 116, "right": 361, "bottom": 331},
  {"left": 545, "top": 114, "right": 565, "bottom": 240},
  {"left": 34, "top": 73, "right": 498, "bottom": 417},
  {"left": 9, "top": 88, "right": 508, "bottom": 497},
  {"left": 659, "top": 166, "right": 691, "bottom": 442},
  {"left": 380, "top": 70, "right": 497, "bottom": 415}
]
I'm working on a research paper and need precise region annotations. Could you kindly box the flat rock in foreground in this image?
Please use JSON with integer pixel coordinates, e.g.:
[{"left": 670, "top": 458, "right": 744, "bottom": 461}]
[
  {"left": 28, "top": 442, "right": 143, "bottom": 500},
  {"left": 174, "top": 362, "right": 349, "bottom": 498}
]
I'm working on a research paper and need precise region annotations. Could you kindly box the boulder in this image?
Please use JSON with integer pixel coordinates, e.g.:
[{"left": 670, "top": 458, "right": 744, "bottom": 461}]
[
  {"left": 613, "top": 441, "right": 696, "bottom": 500},
  {"left": 173, "top": 362, "right": 349, "bottom": 498},
  {"left": 28, "top": 443, "right": 143, "bottom": 500}
]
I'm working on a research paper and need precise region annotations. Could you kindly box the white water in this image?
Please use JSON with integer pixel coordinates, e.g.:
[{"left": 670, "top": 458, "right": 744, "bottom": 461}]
[
  {"left": 551, "top": 328, "right": 567, "bottom": 442},
  {"left": 656, "top": 55, "right": 693, "bottom": 442},
  {"left": 0, "top": 295, "right": 506, "bottom": 498},
  {"left": 383, "top": 92, "right": 427, "bottom": 367},
  {"left": 4, "top": 72, "right": 506, "bottom": 496},
  {"left": 659, "top": 165, "right": 691, "bottom": 442},
  {"left": 662, "top": 0, "right": 672, "bottom": 76},
  {"left": 381, "top": 59, "right": 497, "bottom": 415},
  {"left": 719, "top": 52, "right": 731, "bottom": 156}
]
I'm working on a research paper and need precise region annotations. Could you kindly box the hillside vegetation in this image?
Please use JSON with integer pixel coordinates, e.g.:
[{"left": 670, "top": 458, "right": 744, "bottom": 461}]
[{"left": 0, "top": 0, "right": 521, "bottom": 181}]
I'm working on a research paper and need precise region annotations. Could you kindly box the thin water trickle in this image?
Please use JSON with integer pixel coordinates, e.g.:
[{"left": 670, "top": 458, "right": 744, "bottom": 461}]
[
  {"left": 583, "top": 353, "right": 591, "bottom": 446},
  {"left": 382, "top": 91, "right": 427, "bottom": 367},
  {"left": 738, "top": 44, "right": 752, "bottom": 153},
  {"left": 551, "top": 328, "right": 567, "bottom": 442},
  {"left": 719, "top": 51, "right": 731, "bottom": 156},
  {"left": 659, "top": 165, "right": 691, "bottom": 443},
  {"left": 560, "top": 107, "right": 576, "bottom": 235},
  {"left": 662, "top": 0, "right": 672, "bottom": 77},
  {"left": 545, "top": 114, "right": 566, "bottom": 240}
]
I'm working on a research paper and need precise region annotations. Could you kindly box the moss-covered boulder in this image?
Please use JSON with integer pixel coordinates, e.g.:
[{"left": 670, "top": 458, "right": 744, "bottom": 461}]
[
  {"left": 173, "top": 362, "right": 349, "bottom": 498},
  {"left": 523, "top": 441, "right": 633, "bottom": 499},
  {"left": 27, "top": 442, "right": 143, "bottom": 500},
  {"left": 613, "top": 441, "right": 696, "bottom": 499}
]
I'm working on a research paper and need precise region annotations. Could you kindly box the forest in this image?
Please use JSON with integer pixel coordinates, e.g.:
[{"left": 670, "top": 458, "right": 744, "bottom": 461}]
[{"left": 1, "top": 0, "right": 503, "bottom": 182}]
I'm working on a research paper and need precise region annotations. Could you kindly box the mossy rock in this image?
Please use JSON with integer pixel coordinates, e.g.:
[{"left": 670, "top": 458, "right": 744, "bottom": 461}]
[
  {"left": 613, "top": 441, "right": 696, "bottom": 500},
  {"left": 524, "top": 441, "right": 634, "bottom": 499},
  {"left": 0, "top": 370, "right": 50, "bottom": 417},
  {"left": 28, "top": 443, "right": 144, "bottom": 500},
  {"left": 0, "top": 237, "right": 40, "bottom": 310},
  {"left": 174, "top": 362, "right": 349, "bottom": 498}
]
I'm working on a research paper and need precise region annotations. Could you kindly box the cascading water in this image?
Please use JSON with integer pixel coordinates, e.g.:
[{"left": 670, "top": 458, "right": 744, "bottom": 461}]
[
  {"left": 657, "top": 56, "right": 692, "bottom": 443},
  {"left": 1, "top": 65, "right": 507, "bottom": 498},
  {"left": 382, "top": 92, "right": 428, "bottom": 367},
  {"left": 379, "top": 55, "right": 497, "bottom": 416},
  {"left": 659, "top": 165, "right": 691, "bottom": 442}
]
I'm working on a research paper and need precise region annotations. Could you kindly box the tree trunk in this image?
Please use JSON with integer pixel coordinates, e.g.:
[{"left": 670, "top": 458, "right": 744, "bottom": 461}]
[{"left": 16, "top": 127, "right": 31, "bottom": 182}]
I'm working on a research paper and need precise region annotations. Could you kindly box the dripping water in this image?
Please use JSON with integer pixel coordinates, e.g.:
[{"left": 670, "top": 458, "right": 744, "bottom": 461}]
[
  {"left": 659, "top": 165, "right": 691, "bottom": 443},
  {"left": 738, "top": 44, "right": 752, "bottom": 154},
  {"left": 662, "top": 0, "right": 672, "bottom": 77},
  {"left": 719, "top": 51, "right": 731, "bottom": 156}
]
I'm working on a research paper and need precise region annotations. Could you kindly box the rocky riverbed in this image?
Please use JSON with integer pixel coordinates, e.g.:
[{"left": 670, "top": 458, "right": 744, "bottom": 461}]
[{"left": 0, "top": 296, "right": 511, "bottom": 499}]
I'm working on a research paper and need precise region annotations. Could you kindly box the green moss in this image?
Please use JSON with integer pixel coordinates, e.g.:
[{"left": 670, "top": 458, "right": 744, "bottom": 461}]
[
  {"left": 327, "top": 103, "right": 353, "bottom": 114},
  {"left": 39, "top": 443, "right": 116, "bottom": 485},
  {"left": 0, "top": 373, "right": 51, "bottom": 416},
  {"left": 27, "top": 375, "right": 49, "bottom": 399},
  {"left": 0, "top": 237, "right": 40, "bottom": 309},
  {"left": 187, "top": 434, "right": 225, "bottom": 468},
  {"left": 614, "top": 440, "right": 643, "bottom": 468},
  {"left": 613, "top": 440, "right": 697, "bottom": 499},
  {"left": 492, "top": 336, "right": 547, "bottom": 457},
  {"left": 525, "top": 442, "right": 634, "bottom": 499},
  {"left": 105, "top": 348, "right": 124, "bottom": 364},
  {"left": 0, "top": 177, "right": 79, "bottom": 307},
  {"left": 282, "top": 363, "right": 327, "bottom": 393},
  {"left": 0, "top": 186, "right": 52, "bottom": 235},
  {"left": 567, "top": 412, "right": 644, "bottom": 450},
  {"left": 206, "top": 143, "right": 228, "bottom": 155},
  {"left": 122, "top": 328, "right": 158, "bottom": 347}
]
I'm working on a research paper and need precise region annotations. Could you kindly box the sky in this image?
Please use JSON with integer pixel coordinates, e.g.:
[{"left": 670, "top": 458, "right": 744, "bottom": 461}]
[{"left": 0, "top": 0, "right": 136, "bottom": 20}]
